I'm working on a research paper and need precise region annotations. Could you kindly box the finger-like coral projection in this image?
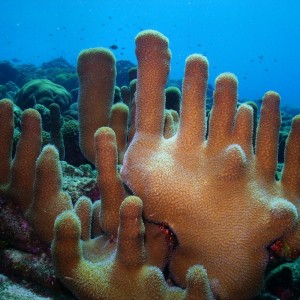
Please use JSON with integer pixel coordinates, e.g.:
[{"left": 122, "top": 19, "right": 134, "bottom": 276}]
[
  {"left": 1, "top": 28, "right": 300, "bottom": 300},
  {"left": 77, "top": 48, "right": 129, "bottom": 164},
  {"left": 25, "top": 145, "right": 73, "bottom": 244},
  {"left": 52, "top": 197, "right": 213, "bottom": 300},
  {"left": 121, "top": 30, "right": 300, "bottom": 298},
  {"left": 0, "top": 99, "right": 42, "bottom": 213},
  {"left": 51, "top": 127, "right": 214, "bottom": 299}
]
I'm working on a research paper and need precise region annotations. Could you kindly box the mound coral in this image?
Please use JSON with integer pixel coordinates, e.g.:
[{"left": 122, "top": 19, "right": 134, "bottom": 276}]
[{"left": 14, "top": 78, "right": 71, "bottom": 112}]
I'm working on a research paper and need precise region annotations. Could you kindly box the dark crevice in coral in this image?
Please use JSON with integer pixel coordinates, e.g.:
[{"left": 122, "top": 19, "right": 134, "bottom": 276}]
[
  {"left": 122, "top": 181, "right": 134, "bottom": 196},
  {"left": 145, "top": 219, "right": 179, "bottom": 286}
]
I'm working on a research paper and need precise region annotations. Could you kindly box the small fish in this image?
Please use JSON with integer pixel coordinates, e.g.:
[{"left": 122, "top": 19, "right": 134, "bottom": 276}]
[
  {"left": 258, "top": 55, "right": 264, "bottom": 60},
  {"left": 11, "top": 58, "right": 21, "bottom": 63},
  {"left": 109, "top": 44, "right": 118, "bottom": 50}
]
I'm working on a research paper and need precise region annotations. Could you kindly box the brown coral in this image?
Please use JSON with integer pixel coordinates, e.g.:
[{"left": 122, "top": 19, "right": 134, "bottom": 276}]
[
  {"left": 121, "top": 30, "right": 300, "bottom": 298},
  {"left": 1, "top": 28, "right": 300, "bottom": 300},
  {"left": 51, "top": 127, "right": 214, "bottom": 300}
]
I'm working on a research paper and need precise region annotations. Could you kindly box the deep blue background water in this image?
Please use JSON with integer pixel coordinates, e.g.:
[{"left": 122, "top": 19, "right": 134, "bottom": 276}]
[{"left": 1, "top": 0, "right": 300, "bottom": 107}]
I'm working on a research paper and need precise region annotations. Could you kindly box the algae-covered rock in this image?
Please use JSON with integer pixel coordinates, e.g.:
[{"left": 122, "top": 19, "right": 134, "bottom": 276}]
[
  {"left": 0, "top": 84, "right": 7, "bottom": 99},
  {"left": 263, "top": 257, "right": 300, "bottom": 299}
]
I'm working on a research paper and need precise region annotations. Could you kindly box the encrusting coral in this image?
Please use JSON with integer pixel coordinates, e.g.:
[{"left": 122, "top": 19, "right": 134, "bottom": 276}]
[{"left": 0, "top": 28, "right": 300, "bottom": 300}]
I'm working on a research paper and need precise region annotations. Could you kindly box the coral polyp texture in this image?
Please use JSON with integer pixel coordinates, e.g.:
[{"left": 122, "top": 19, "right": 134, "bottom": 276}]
[
  {"left": 53, "top": 30, "right": 300, "bottom": 299},
  {"left": 1, "top": 29, "right": 300, "bottom": 300},
  {"left": 120, "top": 30, "right": 300, "bottom": 299}
]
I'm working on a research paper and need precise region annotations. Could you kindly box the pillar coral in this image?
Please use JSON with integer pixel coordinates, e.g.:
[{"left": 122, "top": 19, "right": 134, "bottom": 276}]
[
  {"left": 77, "top": 48, "right": 129, "bottom": 165},
  {"left": 0, "top": 99, "right": 76, "bottom": 246},
  {"left": 52, "top": 126, "right": 213, "bottom": 299},
  {"left": 52, "top": 29, "right": 300, "bottom": 299},
  {"left": 1, "top": 27, "right": 299, "bottom": 299},
  {"left": 0, "top": 99, "right": 42, "bottom": 213},
  {"left": 120, "top": 30, "right": 300, "bottom": 298},
  {"left": 25, "top": 145, "right": 73, "bottom": 244}
]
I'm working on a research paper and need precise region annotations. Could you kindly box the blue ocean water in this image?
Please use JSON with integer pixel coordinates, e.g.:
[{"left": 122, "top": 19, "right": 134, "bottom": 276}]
[{"left": 1, "top": 0, "right": 299, "bottom": 107}]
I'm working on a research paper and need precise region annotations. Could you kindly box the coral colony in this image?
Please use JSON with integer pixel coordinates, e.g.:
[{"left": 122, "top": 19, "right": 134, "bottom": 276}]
[{"left": 1, "top": 30, "right": 300, "bottom": 299}]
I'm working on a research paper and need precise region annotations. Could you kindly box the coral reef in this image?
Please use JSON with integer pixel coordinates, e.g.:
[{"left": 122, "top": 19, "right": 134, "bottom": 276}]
[
  {"left": 0, "top": 61, "right": 18, "bottom": 84},
  {"left": 49, "top": 103, "right": 65, "bottom": 160},
  {"left": 121, "top": 30, "right": 300, "bottom": 299},
  {"left": 165, "top": 86, "right": 181, "bottom": 113},
  {"left": 116, "top": 60, "right": 136, "bottom": 87},
  {"left": 0, "top": 29, "right": 300, "bottom": 300},
  {"left": 15, "top": 79, "right": 71, "bottom": 112}
]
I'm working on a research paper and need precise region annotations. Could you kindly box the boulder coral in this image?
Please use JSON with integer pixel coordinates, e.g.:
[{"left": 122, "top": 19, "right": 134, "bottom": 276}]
[
  {"left": 51, "top": 126, "right": 213, "bottom": 300},
  {"left": 14, "top": 78, "right": 71, "bottom": 112}
]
